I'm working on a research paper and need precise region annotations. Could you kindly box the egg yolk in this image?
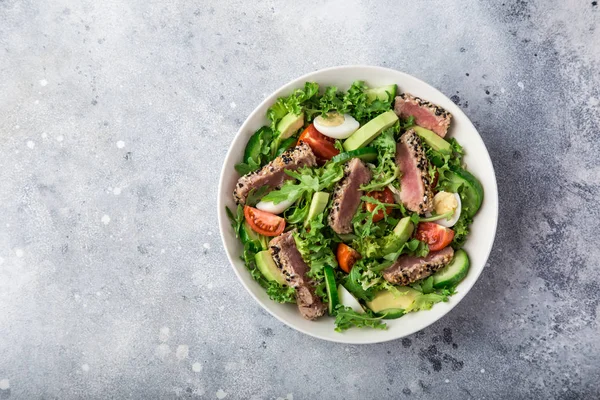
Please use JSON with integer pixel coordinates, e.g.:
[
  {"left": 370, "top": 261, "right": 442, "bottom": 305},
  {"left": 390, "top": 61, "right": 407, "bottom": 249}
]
[
  {"left": 433, "top": 191, "right": 458, "bottom": 215},
  {"left": 317, "top": 112, "right": 345, "bottom": 127}
]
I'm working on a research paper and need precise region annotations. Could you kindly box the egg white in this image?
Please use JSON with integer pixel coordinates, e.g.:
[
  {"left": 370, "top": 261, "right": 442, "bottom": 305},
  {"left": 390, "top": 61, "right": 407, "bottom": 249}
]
[
  {"left": 313, "top": 113, "right": 359, "bottom": 139},
  {"left": 256, "top": 198, "right": 294, "bottom": 215},
  {"left": 433, "top": 192, "right": 462, "bottom": 228},
  {"left": 338, "top": 284, "right": 364, "bottom": 313}
]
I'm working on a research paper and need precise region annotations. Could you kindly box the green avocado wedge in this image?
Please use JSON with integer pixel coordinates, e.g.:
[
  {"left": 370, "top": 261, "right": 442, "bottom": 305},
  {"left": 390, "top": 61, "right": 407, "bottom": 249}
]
[
  {"left": 413, "top": 126, "right": 452, "bottom": 155},
  {"left": 366, "top": 287, "right": 421, "bottom": 319},
  {"left": 255, "top": 250, "right": 287, "bottom": 285},
  {"left": 343, "top": 110, "right": 398, "bottom": 151}
]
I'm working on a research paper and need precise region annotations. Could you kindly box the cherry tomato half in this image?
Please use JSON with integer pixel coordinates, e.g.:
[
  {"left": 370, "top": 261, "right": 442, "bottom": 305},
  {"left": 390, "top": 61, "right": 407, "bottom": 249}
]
[
  {"left": 415, "top": 222, "right": 455, "bottom": 251},
  {"left": 336, "top": 243, "right": 361, "bottom": 273},
  {"left": 243, "top": 206, "right": 286, "bottom": 237},
  {"left": 298, "top": 124, "right": 340, "bottom": 161},
  {"left": 364, "top": 187, "right": 395, "bottom": 222}
]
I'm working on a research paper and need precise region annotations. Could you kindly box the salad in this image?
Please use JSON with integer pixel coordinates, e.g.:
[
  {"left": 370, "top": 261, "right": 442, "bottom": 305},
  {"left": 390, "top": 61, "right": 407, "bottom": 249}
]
[{"left": 227, "top": 81, "right": 483, "bottom": 332}]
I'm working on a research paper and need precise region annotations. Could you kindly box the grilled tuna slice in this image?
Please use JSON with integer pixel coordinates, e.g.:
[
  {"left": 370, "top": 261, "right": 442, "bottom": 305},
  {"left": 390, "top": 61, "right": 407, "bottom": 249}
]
[
  {"left": 328, "top": 158, "right": 372, "bottom": 234},
  {"left": 396, "top": 129, "right": 434, "bottom": 213},
  {"left": 383, "top": 247, "right": 454, "bottom": 286},
  {"left": 394, "top": 93, "right": 452, "bottom": 137},
  {"left": 233, "top": 143, "right": 317, "bottom": 205},
  {"left": 269, "top": 231, "right": 326, "bottom": 320}
]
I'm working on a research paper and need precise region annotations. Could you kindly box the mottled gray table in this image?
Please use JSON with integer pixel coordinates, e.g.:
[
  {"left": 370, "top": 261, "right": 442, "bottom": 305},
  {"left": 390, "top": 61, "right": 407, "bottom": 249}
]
[{"left": 1, "top": 0, "right": 599, "bottom": 399}]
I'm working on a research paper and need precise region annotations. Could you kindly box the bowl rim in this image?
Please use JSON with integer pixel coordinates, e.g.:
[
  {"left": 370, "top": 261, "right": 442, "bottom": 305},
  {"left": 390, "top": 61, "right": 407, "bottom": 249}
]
[{"left": 217, "top": 65, "right": 498, "bottom": 344}]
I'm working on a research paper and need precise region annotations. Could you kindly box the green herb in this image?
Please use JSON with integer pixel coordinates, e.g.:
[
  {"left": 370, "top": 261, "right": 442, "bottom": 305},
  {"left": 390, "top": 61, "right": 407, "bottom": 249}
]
[
  {"left": 225, "top": 205, "right": 244, "bottom": 239},
  {"left": 261, "top": 163, "right": 344, "bottom": 205},
  {"left": 342, "top": 262, "right": 377, "bottom": 301},
  {"left": 334, "top": 305, "right": 387, "bottom": 332},
  {"left": 293, "top": 213, "right": 338, "bottom": 280},
  {"left": 351, "top": 207, "right": 384, "bottom": 240},
  {"left": 267, "top": 82, "right": 320, "bottom": 131},
  {"left": 416, "top": 211, "right": 454, "bottom": 222},
  {"left": 241, "top": 240, "right": 268, "bottom": 287},
  {"left": 360, "top": 195, "right": 402, "bottom": 220},
  {"left": 360, "top": 126, "right": 400, "bottom": 191},
  {"left": 400, "top": 115, "right": 415, "bottom": 129},
  {"left": 245, "top": 186, "right": 270, "bottom": 207},
  {"left": 344, "top": 81, "right": 395, "bottom": 124},
  {"left": 284, "top": 192, "right": 311, "bottom": 224},
  {"left": 420, "top": 276, "right": 434, "bottom": 294},
  {"left": 382, "top": 239, "right": 429, "bottom": 263},
  {"left": 451, "top": 211, "right": 472, "bottom": 249},
  {"left": 319, "top": 86, "right": 345, "bottom": 115},
  {"left": 441, "top": 286, "right": 458, "bottom": 296},
  {"left": 266, "top": 282, "right": 296, "bottom": 303},
  {"left": 405, "top": 293, "right": 448, "bottom": 313}
]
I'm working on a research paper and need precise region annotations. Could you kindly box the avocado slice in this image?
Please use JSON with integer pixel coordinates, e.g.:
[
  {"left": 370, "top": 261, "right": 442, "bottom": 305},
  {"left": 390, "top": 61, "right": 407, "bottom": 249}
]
[
  {"left": 305, "top": 191, "right": 329, "bottom": 226},
  {"left": 343, "top": 110, "right": 398, "bottom": 151},
  {"left": 412, "top": 126, "right": 451, "bottom": 155},
  {"left": 366, "top": 287, "right": 421, "bottom": 319},
  {"left": 377, "top": 217, "right": 414, "bottom": 256},
  {"left": 393, "top": 216, "right": 414, "bottom": 241},
  {"left": 277, "top": 112, "right": 304, "bottom": 139},
  {"left": 365, "top": 84, "right": 397, "bottom": 103},
  {"left": 255, "top": 250, "right": 287, "bottom": 285}
]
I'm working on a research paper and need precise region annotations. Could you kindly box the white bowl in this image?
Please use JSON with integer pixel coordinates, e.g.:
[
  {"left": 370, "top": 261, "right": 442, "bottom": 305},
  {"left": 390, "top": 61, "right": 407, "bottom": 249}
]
[{"left": 217, "top": 65, "right": 498, "bottom": 344}]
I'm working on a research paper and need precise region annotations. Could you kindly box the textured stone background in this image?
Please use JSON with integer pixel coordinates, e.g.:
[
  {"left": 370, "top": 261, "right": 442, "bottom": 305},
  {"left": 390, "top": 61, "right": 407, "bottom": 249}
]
[{"left": 1, "top": 0, "right": 599, "bottom": 399}]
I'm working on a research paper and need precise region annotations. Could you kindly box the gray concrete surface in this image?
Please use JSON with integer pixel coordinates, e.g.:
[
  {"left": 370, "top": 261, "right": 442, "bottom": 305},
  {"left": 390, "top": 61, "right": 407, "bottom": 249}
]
[{"left": 1, "top": 0, "right": 599, "bottom": 398}]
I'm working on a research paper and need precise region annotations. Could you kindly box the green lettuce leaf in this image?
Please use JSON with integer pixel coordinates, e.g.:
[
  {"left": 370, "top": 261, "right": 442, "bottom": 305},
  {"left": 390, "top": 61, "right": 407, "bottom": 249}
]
[
  {"left": 293, "top": 213, "right": 338, "bottom": 280},
  {"left": 266, "top": 282, "right": 296, "bottom": 303},
  {"left": 333, "top": 305, "right": 387, "bottom": 332},
  {"left": 360, "top": 125, "right": 400, "bottom": 192}
]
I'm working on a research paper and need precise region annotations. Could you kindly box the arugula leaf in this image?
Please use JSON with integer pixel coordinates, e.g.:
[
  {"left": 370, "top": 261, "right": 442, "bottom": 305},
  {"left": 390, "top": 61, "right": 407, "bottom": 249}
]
[
  {"left": 342, "top": 262, "right": 376, "bottom": 301},
  {"left": 261, "top": 163, "right": 344, "bottom": 205},
  {"left": 261, "top": 179, "right": 306, "bottom": 205},
  {"left": 351, "top": 207, "right": 381, "bottom": 240},
  {"left": 245, "top": 186, "right": 270, "bottom": 207},
  {"left": 417, "top": 211, "right": 454, "bottom": 223},
  {"left": 284, "top": 191, "right": 311, "bottom": 224},
  {"left": 266, "top": 282, "right": 296, "bottom": 303},
  {"left": 234, "top": 159, "right": 260, "bottom": 176},
  {"left": 381, "top": 239, "right": 429, "bottom": 263},
  {"left": 225, "top": 205, "right": 244, "bottom": 239},
  {"left": 241, "top": 240, "right": 269, "bottom": 287},
  {"left": 334, "top": 305, "right": 387, "bottom": 332}
]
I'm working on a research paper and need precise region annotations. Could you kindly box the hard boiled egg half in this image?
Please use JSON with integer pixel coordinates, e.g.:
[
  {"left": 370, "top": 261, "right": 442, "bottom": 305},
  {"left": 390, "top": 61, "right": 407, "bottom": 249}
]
[
  {"left": 430, "top": 191, "right": 462, "bottom": 228},
  {"left": 313, "top": 112, "right": 359, "bottom": 139},
  {"left": 256, "top": 198, "right": 294, "bottom": 215}
]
